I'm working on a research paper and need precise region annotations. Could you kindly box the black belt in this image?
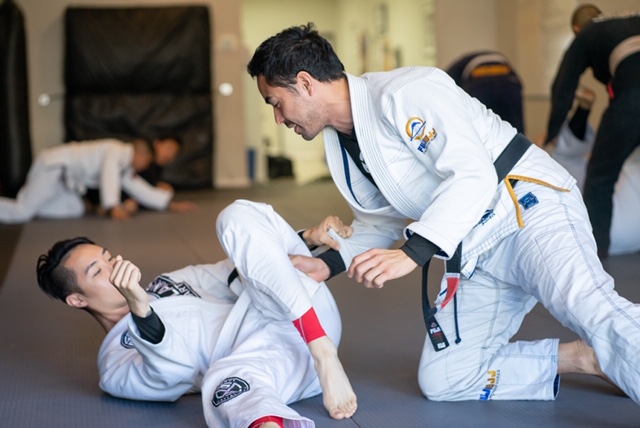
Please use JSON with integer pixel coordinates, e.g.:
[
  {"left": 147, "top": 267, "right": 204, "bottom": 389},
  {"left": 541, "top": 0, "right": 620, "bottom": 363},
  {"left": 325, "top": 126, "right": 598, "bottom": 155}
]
[{"left": 422, "top": 133, "right": 531, "bottom": 351}]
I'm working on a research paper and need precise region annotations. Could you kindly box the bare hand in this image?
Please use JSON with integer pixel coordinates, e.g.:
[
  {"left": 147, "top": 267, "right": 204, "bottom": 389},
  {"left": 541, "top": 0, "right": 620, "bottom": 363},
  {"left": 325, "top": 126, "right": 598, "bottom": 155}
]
[
  {"left": 348, "top": 248, "right": 418, "bottom": 288},
  {"left": 169, "top": 201, "right": 198, "bottom": 213},
  {"left": 290, "top": 254, "right": 330, "bottom": 282},
  {"left": 302, "top": 216, "right": 353, "bottom": 251},
  {"left": 109, "top": 255, "right": 150, "bottom": 317},
  {"left": 110, "top": 205, "right": 131, "bottom": 221}
]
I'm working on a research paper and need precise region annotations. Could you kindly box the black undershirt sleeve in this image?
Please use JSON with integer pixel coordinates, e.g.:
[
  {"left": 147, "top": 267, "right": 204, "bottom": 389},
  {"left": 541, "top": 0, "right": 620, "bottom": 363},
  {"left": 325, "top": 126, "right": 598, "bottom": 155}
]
[
  {"left": 400, "top": 233, "right": 441, "bottom": 267},
  {"left": 131, "top": 307, "right": 166, "bottom": 344},
  {"left": 316, "top": 249, "right": 346, "bottom": 280}
]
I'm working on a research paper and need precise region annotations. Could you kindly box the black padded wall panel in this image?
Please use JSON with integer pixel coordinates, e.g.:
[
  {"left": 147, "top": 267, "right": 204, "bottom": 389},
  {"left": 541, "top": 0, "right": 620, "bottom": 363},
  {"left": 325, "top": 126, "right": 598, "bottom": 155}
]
[
  {"left": 64, "top": 6, "right": 213, "bottom": 189},
  {"left": 0, "top": 0, "right": 32, "bottom": 197}
]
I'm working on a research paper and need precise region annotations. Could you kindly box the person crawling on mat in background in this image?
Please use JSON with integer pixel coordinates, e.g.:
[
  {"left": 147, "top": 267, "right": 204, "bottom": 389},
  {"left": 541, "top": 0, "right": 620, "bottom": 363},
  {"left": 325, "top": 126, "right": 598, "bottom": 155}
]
[
  {"left": 36, "top": 199, "right": 357, "bottom": 427},
  {"left": 0, "top": 136, "right": 196, "bottom": 223},
  {"left": 542, "top": 85, "right": 640, "bottom": 256},
  {"left": 82, "top": 135, "right": 197, "bottom": 219}
]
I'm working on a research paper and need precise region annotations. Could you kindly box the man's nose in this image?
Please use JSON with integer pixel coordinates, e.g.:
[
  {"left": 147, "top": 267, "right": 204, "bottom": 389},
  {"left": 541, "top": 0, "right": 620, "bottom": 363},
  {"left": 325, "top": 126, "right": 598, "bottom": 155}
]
[{"left": 274, "top": 109, "right": 285, "bottom": 125}]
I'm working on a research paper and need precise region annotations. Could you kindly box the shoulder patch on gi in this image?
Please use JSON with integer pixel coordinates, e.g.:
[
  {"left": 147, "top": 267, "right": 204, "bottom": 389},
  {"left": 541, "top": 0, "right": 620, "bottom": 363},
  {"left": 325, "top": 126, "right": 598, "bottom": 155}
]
[
  {"left": 405, "top": 116, "right": 437, "bottom": 153},
  {"left": 145, "top": 275, "right": 201, "bottom": 299},
  {"left": 120, "top": 331, "right": 134, "bottom": 349},
  {"left": 518, "top": 192, "right": 539, "bottom": 210},
  {"left": 211, "top": 377, "right": 250, "bottom": 407}
]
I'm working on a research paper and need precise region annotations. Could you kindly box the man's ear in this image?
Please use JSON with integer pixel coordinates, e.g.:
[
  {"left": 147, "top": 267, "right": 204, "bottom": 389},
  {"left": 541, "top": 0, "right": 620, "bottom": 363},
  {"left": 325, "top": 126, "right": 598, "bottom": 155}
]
[
  {"left": 66, "top": 293, "right": 88, "bottom": 309},
  {"left": 296, "top": 71, "right": 314, "bottom": 95}
]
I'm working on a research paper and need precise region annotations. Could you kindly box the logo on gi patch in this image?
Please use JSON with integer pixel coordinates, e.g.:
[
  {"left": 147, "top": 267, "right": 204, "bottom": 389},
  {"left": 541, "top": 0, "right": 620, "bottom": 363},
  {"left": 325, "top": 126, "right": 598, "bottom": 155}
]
[
  {"left": 211, "top": 377, "right": 250, "bottom": 407},
  {"left": 518, "top": 192, "right": 538, "bottom": 210},
  {"left": 405, "top": 116, "right": 437, "bottom": 153},
  {"left": 476, "top": 209, "right": 495, "bottom": 227},
  {"left": 120, "top": 331, "right": 133, "bottom": 349}
]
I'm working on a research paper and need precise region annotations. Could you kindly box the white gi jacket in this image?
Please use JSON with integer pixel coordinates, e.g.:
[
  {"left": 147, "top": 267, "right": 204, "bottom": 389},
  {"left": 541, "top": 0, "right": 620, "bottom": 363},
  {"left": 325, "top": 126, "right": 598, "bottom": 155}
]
[
  {"left": 324, "top": 67, "right": 576, "bottom": 275},
  {"left": 98, "top": 261, "right": 243, "bottom": 401},
  {"left": 40, "top": 139, "right": 172, "bottom": 210}
]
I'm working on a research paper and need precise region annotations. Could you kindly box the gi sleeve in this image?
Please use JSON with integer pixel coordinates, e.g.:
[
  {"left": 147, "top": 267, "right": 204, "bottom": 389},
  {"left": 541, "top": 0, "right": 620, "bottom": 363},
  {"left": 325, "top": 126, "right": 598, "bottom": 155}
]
[
  {"left": 386, "top": 70, "right": 498, "bottom": 257},
  {"left": 121, "top": 173, "right": 172, "bottom": 211},
  {"left": 98, "top": 314, "right": 200, "bottom": 402}
]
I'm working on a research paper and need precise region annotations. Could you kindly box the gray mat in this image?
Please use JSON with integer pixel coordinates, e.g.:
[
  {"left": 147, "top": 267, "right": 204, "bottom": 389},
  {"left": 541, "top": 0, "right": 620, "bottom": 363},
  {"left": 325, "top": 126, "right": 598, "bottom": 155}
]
[{"left": 1, "top": 180, "right": 639, "bottom": 427}]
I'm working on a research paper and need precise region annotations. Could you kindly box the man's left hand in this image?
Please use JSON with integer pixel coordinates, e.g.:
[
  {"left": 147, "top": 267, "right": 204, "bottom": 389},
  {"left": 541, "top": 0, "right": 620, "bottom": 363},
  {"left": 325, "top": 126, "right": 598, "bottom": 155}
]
[{"left": 348, "top": 248, "right": 418, "bottom": 288}]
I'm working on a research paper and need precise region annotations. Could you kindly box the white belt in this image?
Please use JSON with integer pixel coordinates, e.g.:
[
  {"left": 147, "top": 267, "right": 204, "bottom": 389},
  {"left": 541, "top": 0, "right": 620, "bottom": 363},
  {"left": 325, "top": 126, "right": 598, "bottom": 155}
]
[{"left": 609, "top": 35, "right": 640, "bottom": 76}]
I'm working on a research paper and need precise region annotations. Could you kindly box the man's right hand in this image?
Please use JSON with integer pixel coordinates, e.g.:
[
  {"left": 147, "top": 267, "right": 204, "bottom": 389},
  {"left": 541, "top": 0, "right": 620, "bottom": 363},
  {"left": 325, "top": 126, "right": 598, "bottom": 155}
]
[
  {"left": 290, "top": 254, "right": 331, "bottom": 282},
  {"left": 109, "top": 256, "right": 150, "bottom": 317}
]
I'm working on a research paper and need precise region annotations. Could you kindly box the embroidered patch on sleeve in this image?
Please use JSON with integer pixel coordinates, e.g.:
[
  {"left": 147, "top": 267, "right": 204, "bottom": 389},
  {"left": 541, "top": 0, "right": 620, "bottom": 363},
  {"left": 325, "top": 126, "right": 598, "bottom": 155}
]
[
  {"left": 145, "top": 275, "right": 201, "bottom": 299},
  {"left": 120, "top": 331, "right": 133, "bottom": 349},
  {"left": 211, "top": 377, "right": 250, "bottom": 407},
  {"left": 518, "top": 192, "right": 539, "bottom": 210},
  {"left": 405, "top": 116, "right": 437, "bottom": 153}
]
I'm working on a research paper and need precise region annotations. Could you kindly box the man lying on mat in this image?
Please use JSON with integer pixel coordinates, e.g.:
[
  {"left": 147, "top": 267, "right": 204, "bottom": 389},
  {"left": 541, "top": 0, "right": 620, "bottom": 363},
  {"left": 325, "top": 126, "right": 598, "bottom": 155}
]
[{"left": 36, "top": 199, "right": 357, "bottom": 428}]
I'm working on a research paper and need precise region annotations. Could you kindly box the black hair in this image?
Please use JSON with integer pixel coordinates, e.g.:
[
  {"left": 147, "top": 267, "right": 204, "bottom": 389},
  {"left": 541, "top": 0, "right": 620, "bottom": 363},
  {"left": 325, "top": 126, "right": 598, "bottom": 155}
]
[
  {"left": 571, "top": 4, "right": 602, "bottom": 31},
  {"left": 247, "top": 22, "right": 345, "bottom": 87},
  {"left": 36, "top": 237, "right": 94, "bottom": 303}
]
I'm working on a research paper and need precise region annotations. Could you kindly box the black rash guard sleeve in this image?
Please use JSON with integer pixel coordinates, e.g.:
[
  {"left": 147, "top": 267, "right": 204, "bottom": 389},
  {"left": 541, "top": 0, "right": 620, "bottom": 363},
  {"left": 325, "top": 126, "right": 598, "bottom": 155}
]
[
  {"left": 316, "top": 249, "right": 346, "bottom": 280},
  {"left": 131, "top": 307, "right": 166, "bottom": 344},
  {"left": 297, "top": 230, "right": 346, "bottom": 280},
  {"left": 400, "top": 233, "right": 441, "bottom": 267}
]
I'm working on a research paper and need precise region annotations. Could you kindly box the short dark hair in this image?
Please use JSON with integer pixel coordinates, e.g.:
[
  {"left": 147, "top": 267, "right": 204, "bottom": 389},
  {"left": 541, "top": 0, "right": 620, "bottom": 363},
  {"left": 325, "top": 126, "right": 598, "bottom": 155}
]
[
  {"left": 247, "top": 22, "right": 345, "bottom": 87},
  {"left": 37, "top": 237, "right": 94, "bottom": 302},
  {"left": 571, "top": 4, "right": 602, "bottom": 31}
]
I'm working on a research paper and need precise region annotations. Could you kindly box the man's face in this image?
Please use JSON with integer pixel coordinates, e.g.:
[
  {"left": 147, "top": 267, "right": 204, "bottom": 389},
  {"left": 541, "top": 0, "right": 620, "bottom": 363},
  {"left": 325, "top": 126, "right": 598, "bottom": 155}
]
[
  {"left": 64, "top": 244, "right": 127, "bottom": 311},
  {"left": 257, "top": 75, "right": 325, "bottom": 141},
  {"left": 154, "top": 139, "right": 180, "bottom": 166}
]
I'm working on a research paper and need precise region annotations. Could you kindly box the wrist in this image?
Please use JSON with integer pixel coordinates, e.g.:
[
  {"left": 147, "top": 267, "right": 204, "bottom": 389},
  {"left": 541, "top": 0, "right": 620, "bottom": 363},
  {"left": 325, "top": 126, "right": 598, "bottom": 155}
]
[
  {"left": 298, "top": 230, "right": 318, "bottom": 250},
  {"left": 130, "top": 302, "right": 152, "bottom": 318}
]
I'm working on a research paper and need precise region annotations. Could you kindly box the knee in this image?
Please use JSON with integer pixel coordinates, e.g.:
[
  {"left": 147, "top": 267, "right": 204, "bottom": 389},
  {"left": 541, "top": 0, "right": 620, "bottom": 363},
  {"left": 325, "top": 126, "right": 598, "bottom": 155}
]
[
  {"left": 418, "top": 370, "right": 452, "bottom": 401},
  {"left": 216, "top": 200, "right": 253, "bottom": 231},
  {"left": 418, "top": 359, "right": 482, "bottom": 401}
]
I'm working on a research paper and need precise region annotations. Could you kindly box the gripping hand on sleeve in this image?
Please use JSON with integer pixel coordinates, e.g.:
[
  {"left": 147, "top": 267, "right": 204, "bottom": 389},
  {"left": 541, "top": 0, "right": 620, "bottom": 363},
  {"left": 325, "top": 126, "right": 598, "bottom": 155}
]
[{"left": 302, "top": 216, "right": 353, "bottom": 251}]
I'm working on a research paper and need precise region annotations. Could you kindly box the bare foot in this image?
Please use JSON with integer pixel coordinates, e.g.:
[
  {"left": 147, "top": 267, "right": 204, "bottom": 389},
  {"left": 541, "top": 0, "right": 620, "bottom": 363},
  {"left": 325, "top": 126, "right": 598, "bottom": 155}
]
[
  {"left": 558, "top": 339, "right": 624, "bottom": 394},
  {"left": 307, "top": 336, "right": 357, "bottom": 419}
]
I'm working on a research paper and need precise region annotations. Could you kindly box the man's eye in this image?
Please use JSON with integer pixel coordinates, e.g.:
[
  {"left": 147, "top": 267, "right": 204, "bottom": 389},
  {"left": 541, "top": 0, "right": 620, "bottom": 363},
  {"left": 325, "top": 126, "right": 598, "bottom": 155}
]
[{"left": 94, "top": 269, "right": 101, "bottom": 277}]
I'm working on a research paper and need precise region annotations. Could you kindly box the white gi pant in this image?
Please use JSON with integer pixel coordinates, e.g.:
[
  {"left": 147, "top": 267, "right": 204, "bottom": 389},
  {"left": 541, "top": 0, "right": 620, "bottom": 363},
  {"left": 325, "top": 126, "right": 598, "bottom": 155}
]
[
  {"left": 0, "top": 160, "right": 84, "bottom": 222},
  {"left": 202, "top": 200, "right": 342, "bottom": 428},
  {"left": 419, "top": 181, "right": 640, "bottom": 402}
]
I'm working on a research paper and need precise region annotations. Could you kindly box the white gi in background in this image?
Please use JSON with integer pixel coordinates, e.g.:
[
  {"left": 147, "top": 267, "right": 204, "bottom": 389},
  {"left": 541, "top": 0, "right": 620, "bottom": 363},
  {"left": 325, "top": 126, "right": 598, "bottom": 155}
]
[
  {"left": 98, "top": 200, "right": 342, "bottom": 428},
  {"left": 322, "top": 67, "right": 640, "bottom": 402},
  {"left": 0, "top": 139, "right": 172, "bottom": 223},
  {"left": 551, "top": 124, "right": 640, "bottom": 256}
]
